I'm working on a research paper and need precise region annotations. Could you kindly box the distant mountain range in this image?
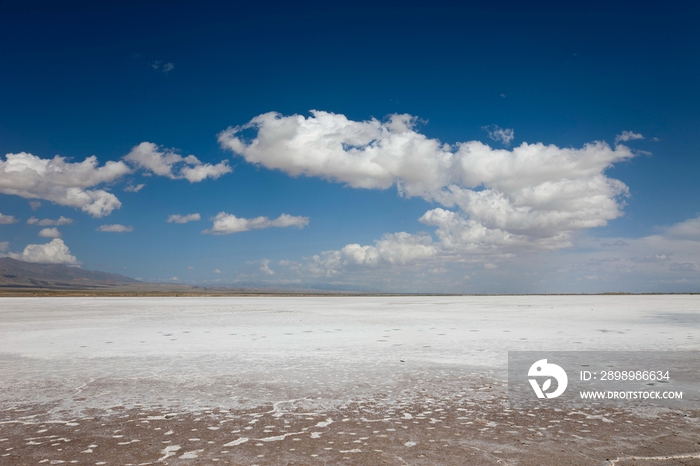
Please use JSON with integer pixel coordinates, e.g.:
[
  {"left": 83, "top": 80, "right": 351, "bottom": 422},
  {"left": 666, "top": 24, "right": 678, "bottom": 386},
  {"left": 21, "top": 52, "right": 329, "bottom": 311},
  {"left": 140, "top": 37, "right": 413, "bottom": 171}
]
[
  {"left": 0, "top": 257, "right": 139, "bottom": 288},
  {"left": 211, "top": 281, "right": 377, "bottom": 293},
  {"left": 0, "top": 257, "right": 378, "bottom": 293}
]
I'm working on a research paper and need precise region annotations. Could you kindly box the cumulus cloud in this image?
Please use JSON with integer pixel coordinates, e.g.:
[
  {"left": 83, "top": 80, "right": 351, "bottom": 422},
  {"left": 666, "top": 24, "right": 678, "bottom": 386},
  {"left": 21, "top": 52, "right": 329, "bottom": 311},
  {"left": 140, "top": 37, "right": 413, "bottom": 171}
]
[
  {"left": 309, "top": 232, "right": 437, "bottom": 277},
  {"left": 0, "top": 152, "right": 130, "bottom": 217},
  {"left": 96, "top": 224, "right": 134, "bottom": 233},
  {"left": 615, "top": 131, "right": 644, "bottom": 144},
  {"left": 0, "top": 213, "right": 19, "bottom": 224},
  {"left": 8, "top": 238, "right": 79, "bottom": 265},
  {"left": 260, "top": 259, "right": 275, "bottom": 276},
  {"left": 167, "top": 213, "right": 201, "bottom": 224},
  {"left": 27, "top": 216, "right": 73, "bottom": 226},
  {"left": 38, "top": 227, "right": 61, "bottom": 238},
  {"left": 124, "top": 142, "right": 232, "bottom": 182},
  {"left": 124, "top": 183, "right": 145, "bottom": 192},
  {"left": 29, "top": 201, "right": 41, "bottom": 210},
  {"left": 203, "top": 212, "right": 310, "bottom": 235},
  {"left": 220, "top": 111, "right": 637, "bottom": 274},
  {"left": 483, "top": 125, "right": 515, "bottom": 146}
]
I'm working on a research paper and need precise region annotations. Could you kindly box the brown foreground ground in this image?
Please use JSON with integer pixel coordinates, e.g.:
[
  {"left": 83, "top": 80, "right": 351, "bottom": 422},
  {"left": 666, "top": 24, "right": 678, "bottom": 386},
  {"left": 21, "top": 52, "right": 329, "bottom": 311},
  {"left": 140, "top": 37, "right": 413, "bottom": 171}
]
[{"left": 2, "top": 378, "right": 699, "bottom": 466}]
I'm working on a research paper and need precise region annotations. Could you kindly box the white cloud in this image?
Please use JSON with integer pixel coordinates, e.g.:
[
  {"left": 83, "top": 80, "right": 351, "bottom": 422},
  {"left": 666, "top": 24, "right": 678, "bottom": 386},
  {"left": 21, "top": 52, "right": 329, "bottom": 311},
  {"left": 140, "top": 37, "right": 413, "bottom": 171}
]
[
  {"left": 96, "top": 224, "right": 134, "bottom": 233},
  {"left": 38, "top": 227, "right": 61, "bottom": 238},
  {"left": 309, "top": 232, "right": 437, "bottom": 277},
  {"left": 615, "top": 131, "right": 644, "bottom": 144},
  {"left": 0, "top": 213, "right": 19, "bottom": 224},
  {"left": 203, "top": 212, "right": 310, "bottom": 235},
  {"left": 8, "top": 238, "right": 79, "bottom": 265},
  {"left": 260, "top": 259, "right": 275, "bottom": 276},
  {"left": 167, "top": 213, "right": 201, "bottom": 224},
  {"left": 220, "top": 111, "right": 637, "bottom": 274},
  {"left": 669, "top": 262, "right": 699, "bottom": 272},
  {"left": 170, "top": 276, "right": 180, "bottom": 281},
  {"left": 513, "top": 215, "right": 700, "bottom": 293},
  {"left": 151, "top": 61, "right": 174, "bottom": 73},
  {"left": 601, "top": 239, "right": 629, "bottom": 247},
  {"left": 124, "top": 183, "right": 145, "bottom": 192},
  {"left": 0, "top": 241, "right": 8, "bottom": 252},
  {"left": 29, "top": 201, "right": 41, "bottom": 210},
  {"left": 123, "top": 142, "right": 232, "bottom": 182},
  {"left": 27, "top": 216, "right": 73, "bottom": 226},
  {"left": 660, "top": 216, "right": 700, "bottom": 241},
  {"left": 630, "top": 252, "right": 671, "bottom": 263},
  {"left": 482, "top": 125, "right": 515, "bottom": 146},
  {"left": 0, "top": 152, "right": 130, "bottom": 217},
  {"left": 213, "top": 268, "right": 223, "bottom": 274}
]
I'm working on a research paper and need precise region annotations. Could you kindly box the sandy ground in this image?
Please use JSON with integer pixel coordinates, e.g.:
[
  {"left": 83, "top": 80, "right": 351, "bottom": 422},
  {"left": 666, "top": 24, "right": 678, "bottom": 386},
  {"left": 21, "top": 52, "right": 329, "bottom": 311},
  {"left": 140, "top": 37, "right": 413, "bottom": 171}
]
[{"left": 1, "top": 295, "right": 699, "bottom": 465}]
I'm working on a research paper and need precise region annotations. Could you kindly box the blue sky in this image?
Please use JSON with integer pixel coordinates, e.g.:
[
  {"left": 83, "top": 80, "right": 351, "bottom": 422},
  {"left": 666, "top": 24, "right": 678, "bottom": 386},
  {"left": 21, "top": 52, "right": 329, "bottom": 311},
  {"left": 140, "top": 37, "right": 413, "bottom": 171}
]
[{"left": 1, "top": 1, "right": 699, "bottom": 292}]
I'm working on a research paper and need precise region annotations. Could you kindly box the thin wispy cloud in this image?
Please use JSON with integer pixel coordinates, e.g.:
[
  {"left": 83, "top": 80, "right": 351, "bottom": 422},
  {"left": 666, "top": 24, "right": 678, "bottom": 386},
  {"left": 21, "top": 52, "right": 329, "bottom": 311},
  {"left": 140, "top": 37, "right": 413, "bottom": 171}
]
[
  {"left": 124, "top": 183, "right": 145, "bottom": 192},
  {"left": 482, "top": 124, "right": 515, "bottom": 146},
  {"left": 669, "top": 262, "right": 700, "bottom": 272},
  {"left": 658, "top": 215, "right": 700, "bottom": 241},
  {"left": 168, "top": 213, "right": 201, "bottom": 224},
  {"left": 27, "top": 216, "right": 73, "bottom": 226},
  {"left": 151, "top": 61, "right": 175, "bottom": 73},
  {"left": 203, "top": 212, "right": 309, "bottom": 235},
  {"left": 615, "top": 131, "right": 644, "bottom": 144},
  {"left": 96, "top": 224, "right": 134, "bottom": 233},
  {"left": 631, "top": 253, "right": 671, "bottom": 263}
]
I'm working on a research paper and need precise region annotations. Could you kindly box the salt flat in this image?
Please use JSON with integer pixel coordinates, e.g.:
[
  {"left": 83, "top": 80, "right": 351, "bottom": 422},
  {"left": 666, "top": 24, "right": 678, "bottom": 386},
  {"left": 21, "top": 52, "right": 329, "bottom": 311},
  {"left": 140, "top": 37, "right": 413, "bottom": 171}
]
[{"left": 1, "top": 295, "right": 699, "bottom": 465}]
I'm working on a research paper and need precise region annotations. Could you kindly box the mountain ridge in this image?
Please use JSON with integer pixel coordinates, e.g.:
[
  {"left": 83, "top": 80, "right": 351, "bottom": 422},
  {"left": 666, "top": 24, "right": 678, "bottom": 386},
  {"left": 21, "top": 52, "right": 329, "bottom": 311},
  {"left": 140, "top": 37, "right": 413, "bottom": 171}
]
[{"left": 0, "top": 257, "right": 139, "bottom": 288}]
